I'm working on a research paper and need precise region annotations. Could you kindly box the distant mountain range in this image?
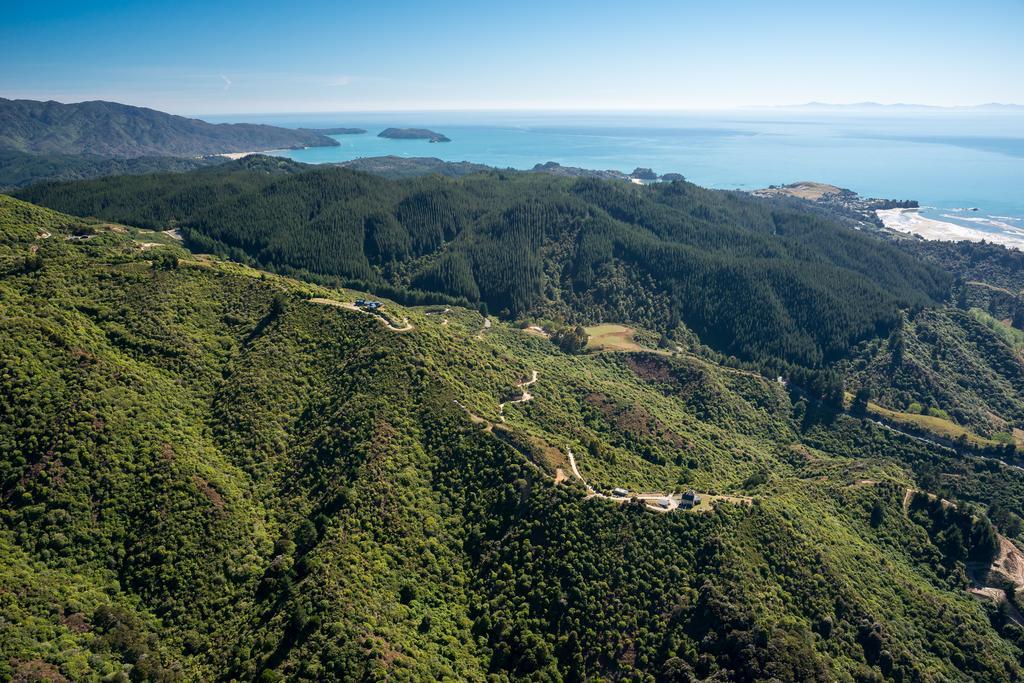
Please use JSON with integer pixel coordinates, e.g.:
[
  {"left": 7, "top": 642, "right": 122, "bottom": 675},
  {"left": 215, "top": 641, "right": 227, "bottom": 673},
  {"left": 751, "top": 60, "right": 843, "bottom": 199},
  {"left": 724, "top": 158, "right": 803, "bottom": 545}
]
[
  {"left": 302, "top": 127, "right": 367, "bottom": 135},
  {"left": 778, "top": 101, "right": 1024, "bottom": 111},
  {"left": 0, "top": 98, "right": 340, "bottom": 157}
]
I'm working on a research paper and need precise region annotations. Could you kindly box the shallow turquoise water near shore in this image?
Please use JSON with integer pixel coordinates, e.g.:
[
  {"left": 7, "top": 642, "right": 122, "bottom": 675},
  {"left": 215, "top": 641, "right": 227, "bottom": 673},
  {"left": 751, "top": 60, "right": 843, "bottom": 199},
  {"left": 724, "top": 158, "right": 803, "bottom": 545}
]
[{"left": 208, "top": 110, "right": 1024, "bottom": 238}]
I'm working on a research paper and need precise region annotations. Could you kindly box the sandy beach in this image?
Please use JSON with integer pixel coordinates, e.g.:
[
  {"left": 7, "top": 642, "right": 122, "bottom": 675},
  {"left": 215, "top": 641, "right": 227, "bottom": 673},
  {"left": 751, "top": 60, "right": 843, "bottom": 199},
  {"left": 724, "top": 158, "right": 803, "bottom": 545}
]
[
  {"left": 877, "top": 208, "right": 1024, "bottom": 250},
  {"left": 218, "top": 151, "right": 261, "bottom": 160}
]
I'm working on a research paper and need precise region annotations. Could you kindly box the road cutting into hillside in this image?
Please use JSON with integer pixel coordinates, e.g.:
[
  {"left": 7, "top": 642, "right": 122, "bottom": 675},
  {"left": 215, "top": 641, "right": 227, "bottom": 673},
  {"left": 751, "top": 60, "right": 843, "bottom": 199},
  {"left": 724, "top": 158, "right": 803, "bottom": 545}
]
[
  {"left": 566, "top": 447, "right": 585, "bottom": 484},
  {"left": 307, "top": 298, "right": 414, "bottom": 332},
  {"left": 475, "top": 315, "right": 492, "bottom": 339},
  {"left": 424, "top": 307, "right": 450, "bottom": 326},
  {"left": 867, "top": 417, "right": 1023, "bottom": 472},
  {"left": 455, "top": 358, "right": 745, "bottom": 516},
  {"left": 566, "top": 446, "right": 701, "bottom": 513},
  {"left": 498, "top": 370, "right": 538, "bottom": 422},
  {"left": 902, "top": 484, "right": 1024, "bottom": 615}
]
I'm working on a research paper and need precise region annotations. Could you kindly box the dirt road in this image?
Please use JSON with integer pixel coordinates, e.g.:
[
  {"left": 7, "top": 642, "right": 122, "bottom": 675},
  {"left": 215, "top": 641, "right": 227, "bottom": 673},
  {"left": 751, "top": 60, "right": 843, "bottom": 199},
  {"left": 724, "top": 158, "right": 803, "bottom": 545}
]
[
  {"left": 308, "top": 298, "right": 414, "bottom": 332},
  {"left": 566, "top": 447, "right": 595, "bottom": 494},
  {"left": 498, "top": 370, "right": 538, "bottom": 421}
]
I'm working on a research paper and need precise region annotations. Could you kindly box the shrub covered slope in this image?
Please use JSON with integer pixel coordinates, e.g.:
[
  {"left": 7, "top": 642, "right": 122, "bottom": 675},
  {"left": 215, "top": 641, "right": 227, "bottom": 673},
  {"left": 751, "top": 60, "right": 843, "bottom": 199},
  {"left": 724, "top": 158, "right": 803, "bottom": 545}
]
[{"left": 3, "top": 195, "right": 1024, "bottom": 681}]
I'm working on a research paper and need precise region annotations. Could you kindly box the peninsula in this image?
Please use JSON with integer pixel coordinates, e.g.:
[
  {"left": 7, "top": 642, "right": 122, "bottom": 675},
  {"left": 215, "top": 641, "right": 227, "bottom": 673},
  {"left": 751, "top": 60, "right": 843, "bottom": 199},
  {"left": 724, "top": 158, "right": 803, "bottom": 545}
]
[{"left": 0, "top": 98, "right": 340, "bottom": 157}]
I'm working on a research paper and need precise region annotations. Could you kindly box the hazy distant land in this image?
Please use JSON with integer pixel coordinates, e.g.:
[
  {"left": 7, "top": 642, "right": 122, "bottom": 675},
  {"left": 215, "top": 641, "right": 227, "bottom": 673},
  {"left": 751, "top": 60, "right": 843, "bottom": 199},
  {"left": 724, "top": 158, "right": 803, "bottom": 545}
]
[{"left": 302, "top": 127, "right": 367, "bottom": 135}]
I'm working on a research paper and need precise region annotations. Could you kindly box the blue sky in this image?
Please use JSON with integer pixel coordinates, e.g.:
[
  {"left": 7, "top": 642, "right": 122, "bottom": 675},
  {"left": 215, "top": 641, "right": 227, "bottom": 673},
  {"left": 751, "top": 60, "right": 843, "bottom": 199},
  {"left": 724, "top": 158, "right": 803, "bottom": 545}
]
[{"left": 2, "top": 0, "right": 1023, "bottom": 114}]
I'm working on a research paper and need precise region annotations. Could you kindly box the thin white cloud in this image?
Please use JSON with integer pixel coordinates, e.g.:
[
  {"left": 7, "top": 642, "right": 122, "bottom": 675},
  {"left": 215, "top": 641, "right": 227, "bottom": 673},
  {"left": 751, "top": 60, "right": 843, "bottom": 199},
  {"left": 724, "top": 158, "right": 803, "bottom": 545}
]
[{"left": 220, "top": 74, "right": 232, "bottom": 90}]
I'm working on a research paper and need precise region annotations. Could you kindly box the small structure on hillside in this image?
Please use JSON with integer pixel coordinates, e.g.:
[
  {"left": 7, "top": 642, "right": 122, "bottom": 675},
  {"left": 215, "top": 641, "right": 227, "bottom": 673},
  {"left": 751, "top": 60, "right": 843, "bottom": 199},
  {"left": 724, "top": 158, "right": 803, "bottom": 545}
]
[
  {"left": 355, "top": 299, "right": 383, "bottom": 311},
  {"left": 611, "top": 487, "right": 629, "bottom": 497},
  {"left": 680, "top": 490, "right": 701, "bottom": 509}
]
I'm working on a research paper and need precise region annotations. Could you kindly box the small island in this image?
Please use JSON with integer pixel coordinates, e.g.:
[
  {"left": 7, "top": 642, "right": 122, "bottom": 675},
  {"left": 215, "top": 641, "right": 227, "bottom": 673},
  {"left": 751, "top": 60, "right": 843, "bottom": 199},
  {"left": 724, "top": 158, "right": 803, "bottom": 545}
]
[
  {"left": 304, "top": 127, "right": 367, "bottom": 135},
  {"left": 378, "top": 128, "right": 451, "bottom": 143}
]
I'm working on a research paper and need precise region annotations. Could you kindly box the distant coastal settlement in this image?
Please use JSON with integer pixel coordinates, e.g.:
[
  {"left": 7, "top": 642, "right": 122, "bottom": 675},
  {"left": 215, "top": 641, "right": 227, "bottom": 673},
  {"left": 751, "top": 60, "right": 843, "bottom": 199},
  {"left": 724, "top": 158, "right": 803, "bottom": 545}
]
[
  {"left": 752, "top": 181, "right": 917, "bottom": 227},
  {"left": 751, "top": 181, "right": 917, "bottom": 213},
  {"left": 754, "top": 182, "right": 1024, "bottom": 251}
]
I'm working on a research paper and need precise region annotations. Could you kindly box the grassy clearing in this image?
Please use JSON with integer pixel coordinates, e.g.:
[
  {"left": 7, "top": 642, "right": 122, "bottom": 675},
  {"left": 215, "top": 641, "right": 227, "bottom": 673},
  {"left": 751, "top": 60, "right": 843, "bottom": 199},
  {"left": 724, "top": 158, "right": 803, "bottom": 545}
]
[
  {"left": 865, "top": 400, "right": 999, "bottom": 449},
  {"left": 585, "top": 324, "right": 647, "bottom": 352},
  {"left": 130, "top": 228, "right": 180, "bottom": 246},
  {"left": 968, "top": 307, "right": 1024, "bottom": 353},
  {"left": 685, "top": 493, "right": 755, "bottom": 513}
]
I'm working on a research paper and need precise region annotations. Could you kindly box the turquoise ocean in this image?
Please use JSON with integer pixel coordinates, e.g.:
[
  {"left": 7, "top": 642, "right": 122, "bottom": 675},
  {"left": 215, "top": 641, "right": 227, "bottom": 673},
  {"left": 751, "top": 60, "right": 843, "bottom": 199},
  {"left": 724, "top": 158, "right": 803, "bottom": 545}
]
[{"left": 206, "top": 110, "right": 1024, "bottom": 244}]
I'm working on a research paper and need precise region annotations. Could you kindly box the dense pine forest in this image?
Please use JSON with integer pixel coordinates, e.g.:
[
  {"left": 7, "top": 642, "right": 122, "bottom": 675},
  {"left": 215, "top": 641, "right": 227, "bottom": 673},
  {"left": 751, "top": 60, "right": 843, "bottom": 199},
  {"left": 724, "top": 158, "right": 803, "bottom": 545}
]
[
  {"left": 0, "top": 150, "right": 226, "bottom": 191},
  {"left": 17, "top": 157, "right": 951, "bottom": 368}
]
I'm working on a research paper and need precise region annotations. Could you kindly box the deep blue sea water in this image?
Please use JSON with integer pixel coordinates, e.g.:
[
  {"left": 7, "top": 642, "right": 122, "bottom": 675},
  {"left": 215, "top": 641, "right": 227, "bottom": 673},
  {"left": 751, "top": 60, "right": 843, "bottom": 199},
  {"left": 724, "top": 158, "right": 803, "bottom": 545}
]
[{"left": 204, "top": 110, "right": 1024, "bottom": 244}]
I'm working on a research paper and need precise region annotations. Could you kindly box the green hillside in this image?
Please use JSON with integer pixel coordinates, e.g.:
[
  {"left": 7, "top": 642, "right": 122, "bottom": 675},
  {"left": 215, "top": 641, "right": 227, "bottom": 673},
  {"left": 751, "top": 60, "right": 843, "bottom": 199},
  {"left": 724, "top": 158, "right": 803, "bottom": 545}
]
[
  {"left": 0, "top": 150, "right": 227, "bottom": 191},
  {"left": 845, "top": 306, "right": 1024, "bottom": 443},
  {"left": 16, "top": 159, "right": 950, "bottom": 369},
  {"left": 4, "top": 194, "right": 1024, "bottom": 681},
  {"left": 905, "top": 239, "right": 1024, "bottom": 295}
]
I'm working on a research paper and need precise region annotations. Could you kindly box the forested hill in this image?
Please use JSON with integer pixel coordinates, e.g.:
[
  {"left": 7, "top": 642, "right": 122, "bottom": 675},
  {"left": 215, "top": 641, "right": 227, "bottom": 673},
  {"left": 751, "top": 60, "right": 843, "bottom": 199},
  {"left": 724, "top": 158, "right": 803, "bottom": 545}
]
[
  {"left": 0, "top": 149, "right": 227, "bottom": 190},
  {"left": 0, "top": 98, "right": 339, "bottom": 157},
  {"left": 4, "top": 193, "right": 1024, "bottom": 681},
  {"left": 16, "top": 157, "right": 951, "bottom": 367}
]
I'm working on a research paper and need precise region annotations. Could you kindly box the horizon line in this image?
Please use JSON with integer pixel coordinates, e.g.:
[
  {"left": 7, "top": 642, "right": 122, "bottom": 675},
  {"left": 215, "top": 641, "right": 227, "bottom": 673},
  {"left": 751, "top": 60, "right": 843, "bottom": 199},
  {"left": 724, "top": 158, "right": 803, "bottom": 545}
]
[
  {"left": 5, "top": 95, "right": 1023, "bottom": 118},
  {"left": 188, "top": 102, "right": 1024, "bottom": 118}
]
